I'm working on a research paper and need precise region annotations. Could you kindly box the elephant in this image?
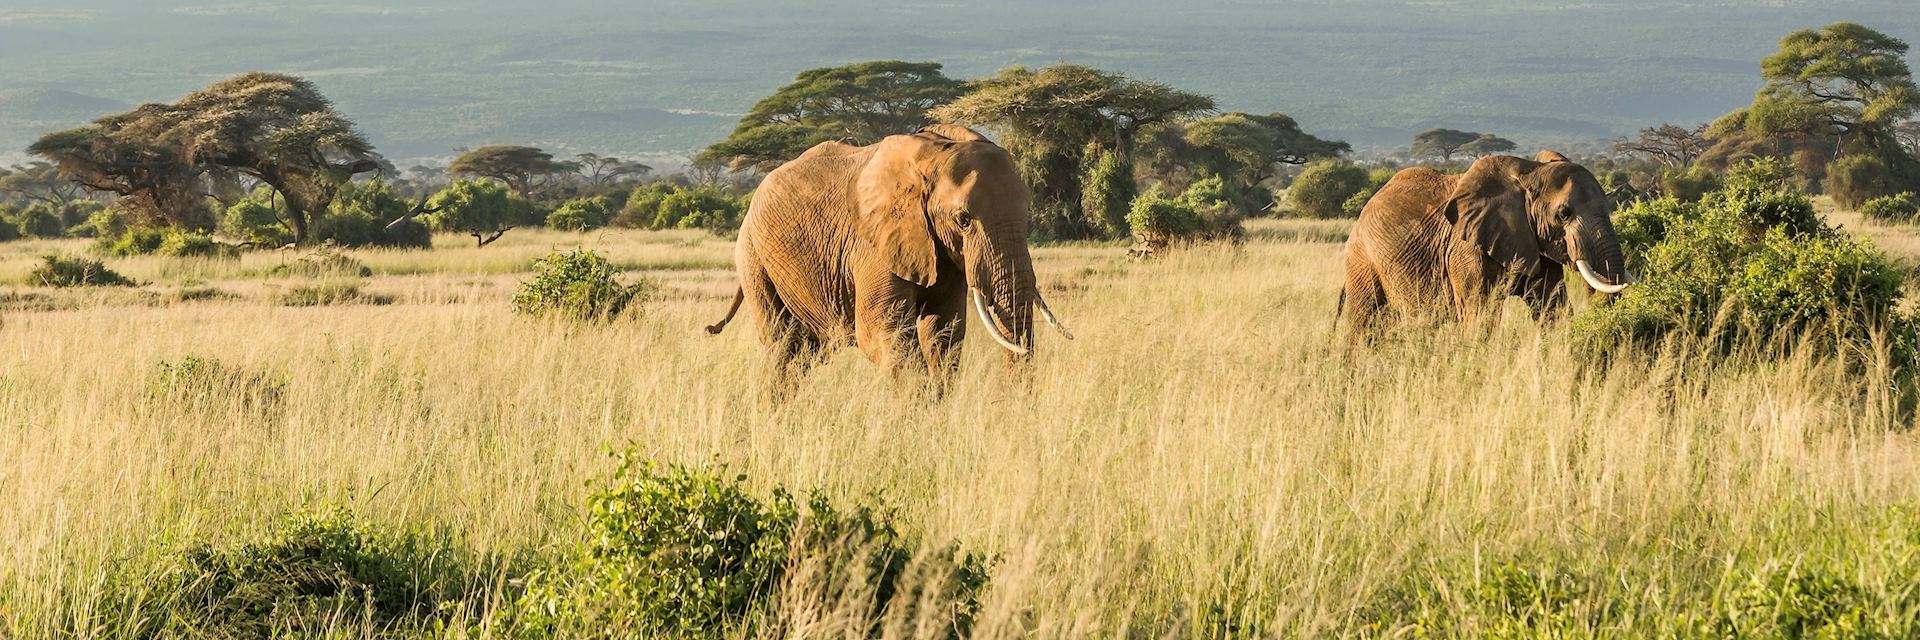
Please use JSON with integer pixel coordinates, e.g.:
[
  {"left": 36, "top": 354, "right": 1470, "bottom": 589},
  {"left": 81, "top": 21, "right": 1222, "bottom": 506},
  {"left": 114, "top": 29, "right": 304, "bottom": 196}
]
[
  {"left": 705, "top": 124, "right": 1070, "bottom": 382},
  {"left": 1337, "top": 150, "right": 1634, "bottom": 334}
]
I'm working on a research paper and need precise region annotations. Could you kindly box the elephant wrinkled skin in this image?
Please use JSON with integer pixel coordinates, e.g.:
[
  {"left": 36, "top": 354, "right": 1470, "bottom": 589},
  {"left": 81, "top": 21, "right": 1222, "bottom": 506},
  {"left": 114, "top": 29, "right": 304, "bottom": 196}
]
[
  {"left": 1338, "top": 151, "right": 1634, "bottom": 335},
  {"left": 707, "top": 125, "right": 1068, "bottom": 381}
]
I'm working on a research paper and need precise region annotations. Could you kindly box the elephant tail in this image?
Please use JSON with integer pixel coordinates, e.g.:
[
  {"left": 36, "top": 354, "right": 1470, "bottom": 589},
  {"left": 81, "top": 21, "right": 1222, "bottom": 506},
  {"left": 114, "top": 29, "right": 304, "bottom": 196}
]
[
  {"left": 1332, "top": 288, "right": 1346, "bottom": 333},
  {"left": 706, "top": 286, "right": 744, "bottom": 335}
]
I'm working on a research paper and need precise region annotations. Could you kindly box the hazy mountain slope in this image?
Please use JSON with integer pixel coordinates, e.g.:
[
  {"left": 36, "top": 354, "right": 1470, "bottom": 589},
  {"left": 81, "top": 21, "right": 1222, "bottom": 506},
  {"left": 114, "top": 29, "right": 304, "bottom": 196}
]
[{"left": 0, "top": 0, "right": 1914, "bottom": 162}]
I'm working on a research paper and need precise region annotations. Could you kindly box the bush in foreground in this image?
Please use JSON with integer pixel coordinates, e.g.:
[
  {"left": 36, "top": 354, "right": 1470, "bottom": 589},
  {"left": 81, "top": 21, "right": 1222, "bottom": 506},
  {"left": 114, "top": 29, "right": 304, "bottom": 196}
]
[
  {"left": 81, "top": 509, "right": 489, "bottom": 639},
  {"left": 505, "top": 457, "right": 989, "bottom": 639},
  {"left": 511, "top": 249, "right": 650, "bottom": 321},
  {"left": 28, "top": 254, "right": 133, "bottom": 287}
]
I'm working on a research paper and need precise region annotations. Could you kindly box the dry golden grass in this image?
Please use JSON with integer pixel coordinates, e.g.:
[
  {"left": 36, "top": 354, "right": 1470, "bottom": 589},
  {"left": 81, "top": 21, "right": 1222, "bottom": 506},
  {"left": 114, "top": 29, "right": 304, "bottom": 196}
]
[{"left": 2, "top": 216, "right": 1919, "bottom": 637}]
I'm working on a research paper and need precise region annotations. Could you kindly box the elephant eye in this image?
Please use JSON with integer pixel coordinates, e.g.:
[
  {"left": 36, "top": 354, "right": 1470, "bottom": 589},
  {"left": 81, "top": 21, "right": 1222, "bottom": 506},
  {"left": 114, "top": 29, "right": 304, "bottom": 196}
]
[
  {"left": 955, "top": 212, "right": 973, "bottom": 228},
  {"left": 1555, "top": 204, "right": 1575, "bottom": 222}
]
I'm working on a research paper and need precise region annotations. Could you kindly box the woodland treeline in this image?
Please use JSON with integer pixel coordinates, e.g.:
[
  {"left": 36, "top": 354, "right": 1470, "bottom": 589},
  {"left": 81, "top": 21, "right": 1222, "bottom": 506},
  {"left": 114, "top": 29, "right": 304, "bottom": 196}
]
[{"left": 0, "top": 23, "right": 1915, "bottom": 254}]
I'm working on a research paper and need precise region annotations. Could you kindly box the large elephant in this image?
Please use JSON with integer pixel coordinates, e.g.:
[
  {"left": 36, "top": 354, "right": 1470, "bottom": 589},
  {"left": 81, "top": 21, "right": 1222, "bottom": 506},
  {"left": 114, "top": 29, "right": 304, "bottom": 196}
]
[
  {"left": 1338, "top": 151, "right": 1634, "bottom": 333},
  {"left": 706, "top": 124, "right": 1070, "bottom": 380}
]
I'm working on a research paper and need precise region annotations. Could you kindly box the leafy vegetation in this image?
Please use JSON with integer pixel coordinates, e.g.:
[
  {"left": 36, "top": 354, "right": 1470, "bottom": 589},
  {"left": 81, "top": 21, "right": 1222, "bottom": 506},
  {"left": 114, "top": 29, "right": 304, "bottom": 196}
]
[
  {"left": 546, "top": 196, "right": 614, "bottom": 232},
  {"left": 699, "top": 60, "right": 965, "bottom": 173},
  {"left": 511, "top": 249, "right": 650, "bottom": 321},
  {"left": 1860, "top": 192, "right": 1919, "bottom": 223},
  {"left": 26, "top": 254, "right": 133, "bottom": 287},
  {"left": 1287, "top": 160, "right": 1371, "bottom": 219}
]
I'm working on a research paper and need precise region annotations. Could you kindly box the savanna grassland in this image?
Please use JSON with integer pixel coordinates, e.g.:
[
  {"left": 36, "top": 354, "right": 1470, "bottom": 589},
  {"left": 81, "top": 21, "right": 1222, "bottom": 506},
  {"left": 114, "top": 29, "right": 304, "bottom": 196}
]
[{"left": 5, "top": 208, "right": 1920, "bottom": 637}]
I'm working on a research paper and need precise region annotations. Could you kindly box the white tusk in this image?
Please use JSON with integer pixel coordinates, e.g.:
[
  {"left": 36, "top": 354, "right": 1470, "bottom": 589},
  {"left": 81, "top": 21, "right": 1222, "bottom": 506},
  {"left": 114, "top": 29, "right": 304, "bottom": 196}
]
[
  {"left": 1576, "top": 260, "right": 1632, "bottom": 294},
  {"left": 971, "top": 287, "right": 1029, "bottom": 355},
  {"left": 1032, "top": 288, "right": 1074, "bottom": 340}
]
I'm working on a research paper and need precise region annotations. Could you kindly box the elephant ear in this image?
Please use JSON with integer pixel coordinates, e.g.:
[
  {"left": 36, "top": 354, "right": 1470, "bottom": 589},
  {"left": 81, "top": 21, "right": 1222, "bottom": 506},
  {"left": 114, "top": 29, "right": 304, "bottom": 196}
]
[
  {"left": 1441, "top": 157, "right": 1541, "bottom": 276},
  {"left": 1535, "top": 149, "right": 1571, "bottom": 164},
  {"left": 856, "top": 136, "right": 941, "bottom": 287}
]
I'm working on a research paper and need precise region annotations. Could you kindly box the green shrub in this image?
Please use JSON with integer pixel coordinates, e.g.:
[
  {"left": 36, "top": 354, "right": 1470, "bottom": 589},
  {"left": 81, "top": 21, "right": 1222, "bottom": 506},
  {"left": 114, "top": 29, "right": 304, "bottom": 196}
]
[
  {"left": 1860, "top": 193, "right": 1920, "bottom": 223},
  {"left": 1287, "top": 160, "right": 1370, "bottom": 218},
  {"left": 1825, "top": 153, "right": 1912, "bottom": 210},
  {"left": 221, "top": 199, "right": 292, "bottom": 246},
  {"left": 423, "top": 179, "right": 519, "bottom": 246},
  {"left": 278, "top": 281, "right": 387, "bottom": 307},
  {"left": 28, "top": 254, "right": 133, "bottom": 287},
  {"left": 94, "top": 227, "right": 235, "bottom": 258},
  {"left": 269, "top": 245, "right": 374, "bottom": 278},
  {"left": 1573, "top": 178, "right": 1905, "bottom": 358},
  {"left": 85, "top": 508, "right": 489, "bottom": 639},
  {"left": 512, "top": 249, "right": 650, "bottom": 321},
  {"left": 1081, "top": 147, "right": 1138, "bottom": 237},
  {"left": 612, "top": 183, "right": 677, "bottom": 228},
  {"left": 547, "top": 195, "right": 614, "bottom": 231},
  {"left": 15, "top": 202, "right": 65, "bottom": 238},
  {"left": 1126, "top": 186, "right": 1205, "bottom": 254},
  {"left": 0, "top": 211, "right": 20, "bottom": 242},
  {"left": 663, "top": 188, "right": 748, "bottom": 235},
  {"left": 157, "top": 230, "right": 240, "bottom": 258},
  {"left": 147, "top": 355, "right": 286, "bottom": 418},
  {"left": 506, "top": 457, "right": 988, "bottom": 639},
  {"left": 72, "top": 206, "right": 128, "bottom": 239},
  {"left": 316, "top": 180, "right": 433, "bottom": 249},
  {"left": 1342, "top": 188, "right": 1376, "bottom": 217},
  {"left": 1660, "top": 165, "right": 1722, "bottom": 202}
]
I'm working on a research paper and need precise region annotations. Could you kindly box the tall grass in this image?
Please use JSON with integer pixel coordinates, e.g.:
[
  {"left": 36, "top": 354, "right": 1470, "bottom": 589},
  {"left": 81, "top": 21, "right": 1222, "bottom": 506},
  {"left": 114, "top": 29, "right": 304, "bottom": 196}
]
[{"left": 1, "top": 219, "right": 1917, "bottom": 637}]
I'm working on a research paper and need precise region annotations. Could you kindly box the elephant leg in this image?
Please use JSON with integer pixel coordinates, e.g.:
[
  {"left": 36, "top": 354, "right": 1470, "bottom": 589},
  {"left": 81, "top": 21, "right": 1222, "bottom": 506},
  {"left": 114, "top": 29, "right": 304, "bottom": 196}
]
[
  {"left": 852, "top": 277, "right": 925, "bottom": 377},
  {"left": 1341, "top": 250, "right": 1387, "bottom": 339},
  {"left": 1448, "top": 250, "right": 1495, "bottom": 324},
  {"left": 916, "top": 292, "right": 968, "bottom": 388},
  {"left": 1522, "top": 265, "right": 1568, "bottom": 321},
  {"left": 742, "top": 263, "right": 820, "bottom": 391}
]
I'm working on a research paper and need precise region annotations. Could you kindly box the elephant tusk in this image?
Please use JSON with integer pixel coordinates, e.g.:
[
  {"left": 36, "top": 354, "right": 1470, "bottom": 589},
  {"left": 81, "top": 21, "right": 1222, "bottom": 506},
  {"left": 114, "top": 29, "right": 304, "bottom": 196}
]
[
  {"left": 1576, "top": 260, "right": 1633, "bottom": 294},
  {"left": 1032, "top": 288, "right": 1074, "bottom": 340},
  {"left": 971, "top": 287, "right": 1029, "bottom": 355}
]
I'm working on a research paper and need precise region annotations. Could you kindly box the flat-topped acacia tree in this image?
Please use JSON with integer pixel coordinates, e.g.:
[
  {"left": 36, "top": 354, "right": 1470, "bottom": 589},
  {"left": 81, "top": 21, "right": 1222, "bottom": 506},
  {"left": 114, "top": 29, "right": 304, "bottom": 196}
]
[{"left": 30, "top": 72, "right": 382, "bottom": 242}]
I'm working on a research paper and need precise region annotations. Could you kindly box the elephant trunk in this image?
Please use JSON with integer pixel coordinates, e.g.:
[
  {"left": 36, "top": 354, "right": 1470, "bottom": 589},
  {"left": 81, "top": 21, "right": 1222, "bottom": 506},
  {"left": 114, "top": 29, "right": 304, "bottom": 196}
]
[
  {"left": 967, "top": 241, "right": 1036, "bottom": 360},
  {"left": 1568, "top": 217, "right": 1633, "bottom": 293}
]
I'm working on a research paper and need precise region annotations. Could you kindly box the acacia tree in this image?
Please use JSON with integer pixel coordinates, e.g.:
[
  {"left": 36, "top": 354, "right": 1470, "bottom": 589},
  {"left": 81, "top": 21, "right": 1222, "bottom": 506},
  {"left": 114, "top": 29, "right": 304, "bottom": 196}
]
[
  {"left": 448, "top": 146, "right": 576, "bottom": 198},
  {"left": 0, "top": 162, "right": 87, "bottom": 206},
  {"left": 1136, "top": 112, "right": 1347, "bottom": 215},
  {"left": 1410, "top": 128, "right": 1483, "bottom": 161},
  {"left": 1900, "top": 120, "right": 1920, "bottom": 157},
  {"left": 1458, "top": 133, "right": 1517, "bottom": 158},
  {"left": 1614, "top": 123, "right": 1709, "bottom": 167},
  {"left": 1748, "top": 23, "right": 1918, "bottom": 155},
  {"left": 699, "top": 60, "right": 966, "bottom": 172},
  {"left": 29, "top": 72, "right": 381, "bottom": 240},
  {"left": 573, "top": 153, "right": 652, "bottom": 185},
  {"left": 931, "top": 64, "right": 1215, "bottom": 239}
]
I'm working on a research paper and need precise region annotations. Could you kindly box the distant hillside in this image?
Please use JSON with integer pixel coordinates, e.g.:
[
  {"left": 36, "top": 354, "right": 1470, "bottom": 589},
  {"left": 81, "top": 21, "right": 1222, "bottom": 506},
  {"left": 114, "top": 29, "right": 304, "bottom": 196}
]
[{"left": 0, "top": 0, "right": 1915, "bottom": 163}]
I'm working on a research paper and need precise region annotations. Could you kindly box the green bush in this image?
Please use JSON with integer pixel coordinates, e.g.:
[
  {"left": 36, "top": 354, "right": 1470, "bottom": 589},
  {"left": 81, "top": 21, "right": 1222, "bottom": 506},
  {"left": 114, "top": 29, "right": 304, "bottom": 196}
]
[
  {"left": 28, "top": 254, "right": 133, "bottom": 287},
  {"left": 221, "top": 199, "right": 292, "bottom": 246},
  {"left": 95, "top": 227, "right": 167, "bottom": 256},
  {"left": 1572, "top": 178, "right": 1906, "bottom": 357},
  {"left": 278, "top": 281, "right": 388, "bottom": 307},
  {"left": 1287, "top": 160, "right": 1370, "bottom": 218},
  {"left": 269, "top": 245, "right": 374, "bottom": 278},
  {"left": 157, "top": 230, "right": 240, "bottom": 258},
  {"left": 72, "top": 206, "right": 128, "bottom": 239},
  {"left": 1126, "top": 186, "right": 1205, "bottom": 252},
  {"left": 1660, "top": 165, "right": 1722, "bottom": 202},
  {"left": 85, "top": 508, "right": 489, "bottom": 639},
  {"left": 547, "top": 196, "right": 614, "bottom": 231},
  {"left": 1081, "top": 147, "right": 1138, "bottom": 237},
  {"left": 423, "top": 179, "right": 519, "bottom": 245},
  {"left": 1860, "top": 193, "right": 1920, "bottom": 223},
  {"left": 0, "top": 210, "right": 19, "bottom": 242},
  {"left": 664, "top": 189, "right": 748, "bottom": 235},
  {"left": 148, "top": 355, "right": 286, "bottom": 418},
  {"left": 612, "top": 183, "right": 677, "bottom": 228},
  {"left": 511, "top": 249, "right": 650, "bottom": 321},
  {"left": 506, "top": 457, "right": 989, "bottom": 639},
  {"left": 316, "top": 180, "right": 433, "bottom": 249},
  {"left": 1825, "top": 153, "right": 1911, "bottom": 210},
  {"left": 15, "top": 202, "right": 65, "bottom": 238}
]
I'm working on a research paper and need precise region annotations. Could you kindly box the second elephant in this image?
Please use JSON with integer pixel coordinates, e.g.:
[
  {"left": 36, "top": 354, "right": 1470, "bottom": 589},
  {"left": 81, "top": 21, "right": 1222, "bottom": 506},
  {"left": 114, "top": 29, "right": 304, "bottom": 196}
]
[{"left": 1339, "top": 151, "right": 1634, "bottom": 333}]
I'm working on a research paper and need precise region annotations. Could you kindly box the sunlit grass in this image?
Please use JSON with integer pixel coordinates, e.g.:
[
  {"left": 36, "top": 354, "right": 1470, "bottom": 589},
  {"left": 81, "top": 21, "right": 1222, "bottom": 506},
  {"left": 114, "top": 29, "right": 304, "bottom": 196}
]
[{"left": 2, "top": 217, "right": 1918, "bottom": 637}]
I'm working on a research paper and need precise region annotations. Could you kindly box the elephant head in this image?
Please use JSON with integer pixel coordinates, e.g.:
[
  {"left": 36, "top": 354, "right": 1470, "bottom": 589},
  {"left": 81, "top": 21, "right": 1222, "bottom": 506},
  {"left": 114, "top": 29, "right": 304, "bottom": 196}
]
[
  {"left": 1441, "top": 151, "right": 1634, "bottom": 294},
  {"left": 855, "top": 125, "right": 1070, "bottom": 357}
]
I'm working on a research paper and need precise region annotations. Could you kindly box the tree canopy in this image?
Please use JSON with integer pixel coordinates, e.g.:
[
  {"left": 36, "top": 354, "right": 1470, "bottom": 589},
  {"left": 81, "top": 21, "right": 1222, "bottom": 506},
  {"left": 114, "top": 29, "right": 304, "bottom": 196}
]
[
  {"left": 1747, "top": 22, "right": 1918, "bottom": 150},
  {"left": 28, "top": 72, "right": 380, "bottom": 240},
  {"left": 698, "top": 60, "right": 966, "bottom": 173},
  {"left": 1615, "top": 124, "right": 1709, "bottom": 167},
  {"left": 1411, "top": 128, "right": 1510, "bottom": 161},
  {"left": 931, "top": 64, "right": 1215, "bottom": 239},
  {"left": 448, "top": 145, "right": 576, "bottom": 197},
  {"left": 573, "top": 153, "right": 652, "bottom": 185}
]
